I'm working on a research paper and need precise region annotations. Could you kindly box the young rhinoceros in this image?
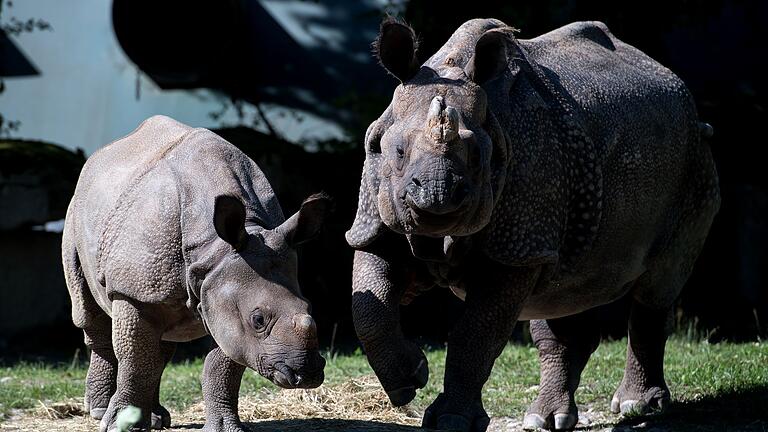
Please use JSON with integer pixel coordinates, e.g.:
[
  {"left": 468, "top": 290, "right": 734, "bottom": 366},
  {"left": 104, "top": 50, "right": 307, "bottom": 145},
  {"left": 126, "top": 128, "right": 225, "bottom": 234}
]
[
  {"left": 347, "top": 18, "right": 720, "bottom": 432},
  {"left": 63, "top": 115, "right": 329, "bottom": 432}
]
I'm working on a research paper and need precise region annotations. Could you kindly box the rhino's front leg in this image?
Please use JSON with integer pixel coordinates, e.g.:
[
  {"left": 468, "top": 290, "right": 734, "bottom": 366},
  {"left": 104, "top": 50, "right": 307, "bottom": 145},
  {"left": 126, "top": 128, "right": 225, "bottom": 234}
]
[
  {"left": 423, "top": 265, "right": 541, "bottom": 432},
  {"left": 352, "top": 247, "right": 429, "bottom": 406},
  {"left": 201, "top": 346, "right": 247, "bottom": 432},
  {"left": 100, "top": 298, "right": 167, "bottom": 432}
]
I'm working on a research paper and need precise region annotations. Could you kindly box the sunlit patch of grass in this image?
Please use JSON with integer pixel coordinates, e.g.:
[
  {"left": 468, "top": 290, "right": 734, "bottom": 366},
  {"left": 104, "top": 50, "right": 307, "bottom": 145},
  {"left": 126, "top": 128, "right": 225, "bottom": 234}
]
[
  {"left": 1, "top": 338, "right": 765, "bottom": 427},
  {"left": 0, "top": 362, "right": 86, "bottom": 420}
]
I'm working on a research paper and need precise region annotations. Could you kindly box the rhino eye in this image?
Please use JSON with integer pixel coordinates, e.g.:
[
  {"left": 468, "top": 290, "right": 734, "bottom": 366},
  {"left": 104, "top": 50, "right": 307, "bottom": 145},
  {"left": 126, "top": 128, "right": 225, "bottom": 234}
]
[
  {"left": 250, "top": 310, "right": 266, "bottom": 331},
  {"left": 392, "top": 140, "right": 407, "bottom": 172}
]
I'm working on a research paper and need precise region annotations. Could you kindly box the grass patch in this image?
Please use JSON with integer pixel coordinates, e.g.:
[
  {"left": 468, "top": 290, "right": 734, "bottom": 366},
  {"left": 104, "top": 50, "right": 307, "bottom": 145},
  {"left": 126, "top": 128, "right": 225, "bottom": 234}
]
[{"left": 1, "top": 338, "right": 766, "bottom": 426}]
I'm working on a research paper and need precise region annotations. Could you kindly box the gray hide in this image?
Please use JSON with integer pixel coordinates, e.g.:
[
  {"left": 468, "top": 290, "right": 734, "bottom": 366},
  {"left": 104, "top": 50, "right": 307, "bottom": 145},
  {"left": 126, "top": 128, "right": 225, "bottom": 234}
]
[
  {"left": 347, "top": 18, "right": 719, "bottom": 432},
  {"left": 63, "top": 115, "right": 330, "bottom": 432}
]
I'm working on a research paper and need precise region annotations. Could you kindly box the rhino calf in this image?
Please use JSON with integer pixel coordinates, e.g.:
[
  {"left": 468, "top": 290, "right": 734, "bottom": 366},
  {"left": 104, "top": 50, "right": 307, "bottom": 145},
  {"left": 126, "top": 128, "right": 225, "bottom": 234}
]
[
  {"left": 348, "top": 18, "right": 720, "bottom": 431},
  {"left": 63, "top": 116, "right": 329, "bottom": 432}
]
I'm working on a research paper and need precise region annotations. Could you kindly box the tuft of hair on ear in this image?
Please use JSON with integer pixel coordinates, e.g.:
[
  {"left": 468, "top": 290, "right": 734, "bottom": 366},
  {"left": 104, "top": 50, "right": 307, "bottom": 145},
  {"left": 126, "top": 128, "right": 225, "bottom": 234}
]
[
  {"left": 372, "top": 15, "right": 420, "bottom": 83},
  {"left": 282, "top": 192, "right": 335, "bottom": 247},
  {"left": 372, "top": 16, "right": 419, "bottom": 58}
]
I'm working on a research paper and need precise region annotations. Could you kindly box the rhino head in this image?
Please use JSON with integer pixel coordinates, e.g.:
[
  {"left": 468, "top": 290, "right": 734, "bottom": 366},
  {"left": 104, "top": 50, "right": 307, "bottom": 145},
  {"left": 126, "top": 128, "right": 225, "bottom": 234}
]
[
  {"left": 194, "top": 193, "right": 331, "bottom": 389},
  {"left": 347, "top": 19, "right": 512, "bottom": 246}
]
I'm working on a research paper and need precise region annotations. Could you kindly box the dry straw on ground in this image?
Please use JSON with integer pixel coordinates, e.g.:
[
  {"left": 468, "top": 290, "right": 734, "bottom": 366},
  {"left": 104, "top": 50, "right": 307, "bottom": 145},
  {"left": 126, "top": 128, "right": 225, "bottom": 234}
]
[
  {"left": 0, "top": 375, "right": 428, "bottom": 432},
  {"left": 0, "top": 375, "right": 623, "bottom": 431}
]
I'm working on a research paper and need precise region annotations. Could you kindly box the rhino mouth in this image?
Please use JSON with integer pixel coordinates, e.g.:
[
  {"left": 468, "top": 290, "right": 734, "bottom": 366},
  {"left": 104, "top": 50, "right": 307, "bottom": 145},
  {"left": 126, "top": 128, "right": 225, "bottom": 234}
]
[
  {"left": 404, "top": 205, "right": 464, "bottom": 234},
  {"left": 269, "top": 359, "right": 325, "bottom": 389},
  {"left": 272, "top": 362, "right": 300, "bottom": 388}
]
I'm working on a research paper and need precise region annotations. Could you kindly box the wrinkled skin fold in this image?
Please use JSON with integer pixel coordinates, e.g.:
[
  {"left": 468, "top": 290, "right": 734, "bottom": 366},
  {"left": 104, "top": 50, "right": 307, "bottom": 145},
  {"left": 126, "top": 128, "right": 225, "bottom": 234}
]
[
  {"left": 347, "top": 18, "right": 719, "bottom": 432},
  {"left": 63, "top": 116, "right": 330, "bottom": 431}
]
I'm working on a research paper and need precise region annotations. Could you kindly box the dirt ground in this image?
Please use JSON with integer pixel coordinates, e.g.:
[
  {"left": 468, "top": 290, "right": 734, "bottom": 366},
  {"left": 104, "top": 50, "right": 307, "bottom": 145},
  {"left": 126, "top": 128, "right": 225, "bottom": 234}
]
[
  {"left": 1, "top": 375, "right": 766, "bottom": 431},
  {"left": 0, "top": 375, "right": 613, "bottom": 432}
]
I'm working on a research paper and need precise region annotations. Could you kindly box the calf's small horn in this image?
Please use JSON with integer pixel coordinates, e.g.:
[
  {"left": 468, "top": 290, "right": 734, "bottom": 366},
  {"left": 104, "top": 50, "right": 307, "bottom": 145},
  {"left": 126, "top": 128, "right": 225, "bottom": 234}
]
[{"left": 293, "top": 314, "right": 318, "bottom": 339}]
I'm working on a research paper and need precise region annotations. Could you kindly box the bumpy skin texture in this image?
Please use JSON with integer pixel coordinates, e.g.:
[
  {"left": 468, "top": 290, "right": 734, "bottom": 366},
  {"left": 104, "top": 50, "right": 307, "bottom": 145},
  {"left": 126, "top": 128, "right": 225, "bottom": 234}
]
[
  {"left": 63, "top": 116, "right": 329, "bottom": 431},
  {"left": 347, "top": 18, "right": 720, "bottom": 431}
]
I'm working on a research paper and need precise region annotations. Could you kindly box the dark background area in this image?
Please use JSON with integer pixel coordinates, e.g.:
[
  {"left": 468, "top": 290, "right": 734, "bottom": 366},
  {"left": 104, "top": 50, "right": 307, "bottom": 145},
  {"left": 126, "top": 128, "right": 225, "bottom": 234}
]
[{"left": 1, "top": 0, "right": 765, "bottom": 363}]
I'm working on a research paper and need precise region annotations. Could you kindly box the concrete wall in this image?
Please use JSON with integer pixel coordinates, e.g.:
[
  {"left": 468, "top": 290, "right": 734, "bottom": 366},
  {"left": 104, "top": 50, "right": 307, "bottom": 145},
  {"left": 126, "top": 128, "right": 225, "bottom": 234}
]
[{"left": 0, "top": 230, "right": 70, "bottom": 335}]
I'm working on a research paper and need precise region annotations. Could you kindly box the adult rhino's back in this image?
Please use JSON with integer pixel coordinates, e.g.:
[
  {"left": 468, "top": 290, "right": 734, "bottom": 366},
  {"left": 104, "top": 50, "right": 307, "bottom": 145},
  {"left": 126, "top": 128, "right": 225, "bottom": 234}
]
[
  {"left": 521, "top": 21, "right": 699, "bottom": 150},
  {"left": 522, "top": 21, "right": 716, "bottom": 217}
]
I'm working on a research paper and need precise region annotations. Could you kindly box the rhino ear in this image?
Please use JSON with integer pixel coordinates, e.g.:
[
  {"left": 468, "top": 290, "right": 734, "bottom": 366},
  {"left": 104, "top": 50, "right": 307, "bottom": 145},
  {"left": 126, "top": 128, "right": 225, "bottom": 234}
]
[
  {"left": 214, "top": 196, "right": 248, "bottom": 251},
  {"left": 280, "top": 193, "right": 333, "bottom": 247},
  {"left": 374, "top": 17, "right": 420, "bottom": 83},
  {"left": 465, "top": 28, "right": 514, "bottom": 85}
]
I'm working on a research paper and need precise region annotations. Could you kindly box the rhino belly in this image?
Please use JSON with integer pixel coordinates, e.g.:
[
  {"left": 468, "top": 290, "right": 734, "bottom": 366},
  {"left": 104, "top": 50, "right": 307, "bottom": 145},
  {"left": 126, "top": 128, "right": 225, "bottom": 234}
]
[
  {"left": 162, "top": 317, "right": 207, "bottom": 342},
  {"left": 518, "top": 258, "right": 646, "bottom": 320},
  {"left": 143, "top": 297, "right": 208, "bottom": 342}
]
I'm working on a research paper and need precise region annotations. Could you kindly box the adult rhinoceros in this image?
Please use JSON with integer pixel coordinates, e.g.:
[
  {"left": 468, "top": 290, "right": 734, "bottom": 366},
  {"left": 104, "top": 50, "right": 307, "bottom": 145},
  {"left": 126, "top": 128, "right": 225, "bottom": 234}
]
[{"left": 346, "top": 18, "right": 719, "bottom": 431}]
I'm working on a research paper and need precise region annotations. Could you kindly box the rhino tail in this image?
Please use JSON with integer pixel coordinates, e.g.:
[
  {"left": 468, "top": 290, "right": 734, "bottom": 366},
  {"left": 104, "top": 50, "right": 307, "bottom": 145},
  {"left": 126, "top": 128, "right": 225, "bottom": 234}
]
[{"left": 62, "top": 218, "right": 101, "bottom": 329}]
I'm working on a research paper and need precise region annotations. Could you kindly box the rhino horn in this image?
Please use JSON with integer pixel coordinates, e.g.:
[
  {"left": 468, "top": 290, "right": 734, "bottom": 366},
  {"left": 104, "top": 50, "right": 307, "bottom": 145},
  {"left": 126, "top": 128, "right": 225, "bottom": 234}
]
[
  {"left": 428, "top": 96, "right": 444, "bottom": 124},
  {"left": 443, "top": 107, "right": 459, "bottom": 142},
  {"left": 426, "top": 96, "right": 459, "bottom": 143}
]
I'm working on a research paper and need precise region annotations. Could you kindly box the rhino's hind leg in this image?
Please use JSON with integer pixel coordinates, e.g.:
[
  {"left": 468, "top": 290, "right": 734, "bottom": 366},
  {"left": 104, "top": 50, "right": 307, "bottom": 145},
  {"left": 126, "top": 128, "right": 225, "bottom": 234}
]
[
  {"left": 611, "top": 301, "right": 671, "bottom": 416},
  {"left": 524, "top": 313, "right": 601, "bottom": 430},
  {"left": 149, "top": 341, "right": 176, "bottom": 429},
  {"left": 63, "top": 233, "right": 117, "bottom": 421},
  {"left": 612, "top": 204, "right": 715, "bottom": 416},
  {"left": 100, "top": 298, "right": 167, "bottom": 432},
  {"left": 201, "top": 346, "right": 248, "bottom": 432},
  {"left": 83, "top": 314, "right": 118, "bottom": 420}
]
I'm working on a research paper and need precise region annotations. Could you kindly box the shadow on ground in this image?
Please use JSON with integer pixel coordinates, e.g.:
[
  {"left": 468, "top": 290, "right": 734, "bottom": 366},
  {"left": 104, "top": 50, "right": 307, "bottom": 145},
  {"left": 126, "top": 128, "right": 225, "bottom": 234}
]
[
  {"left": 585, "top": 384, "right": 768, "bottom": 432},
  {"left": 173, "top": 419, "right": 425, "bottom": 432}
]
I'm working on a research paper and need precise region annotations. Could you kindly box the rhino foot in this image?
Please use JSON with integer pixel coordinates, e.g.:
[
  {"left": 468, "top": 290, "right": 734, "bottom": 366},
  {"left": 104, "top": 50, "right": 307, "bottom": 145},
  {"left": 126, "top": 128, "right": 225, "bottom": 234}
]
[
  {"left": 522, "top": 412, "right": 578, "bottom": 431},
  {"left": 98, "top": 403, "right": 149, "bottom": 432},
  {"left": 89, "top": 407, "right": 107, "bottom": 420},
  {"left": 610, "top": 383, "right": 670, "bottom": 416},
  {"left": 422, "top": 393, "right": 490, "bottom": 432},
  {"left": 384, "top": 354, "right": 429, "bottom": 406},
  {"left": 364, "top": 336, "right": 429, "bottom": 407},
  {"left": 201, "top": 415, "right": 250, "bottom": 432},
  {"left": 523, "top": 394, "right": 578, "bottom": 430},
  {"left": 151, "top": 404, "right": 171, "bottom": 429},
  {"left": 83, "top": 346, "right": 117, "bottom": 421},
  {"left": 523, "top": 387, "right": 578, "bottom": 431}
]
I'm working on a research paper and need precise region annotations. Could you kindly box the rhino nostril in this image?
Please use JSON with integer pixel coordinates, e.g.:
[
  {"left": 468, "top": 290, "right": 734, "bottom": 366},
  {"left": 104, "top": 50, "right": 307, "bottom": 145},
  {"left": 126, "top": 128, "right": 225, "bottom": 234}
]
[{"left": 405, "top": 179, "right": 425, "bottom": 207}]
